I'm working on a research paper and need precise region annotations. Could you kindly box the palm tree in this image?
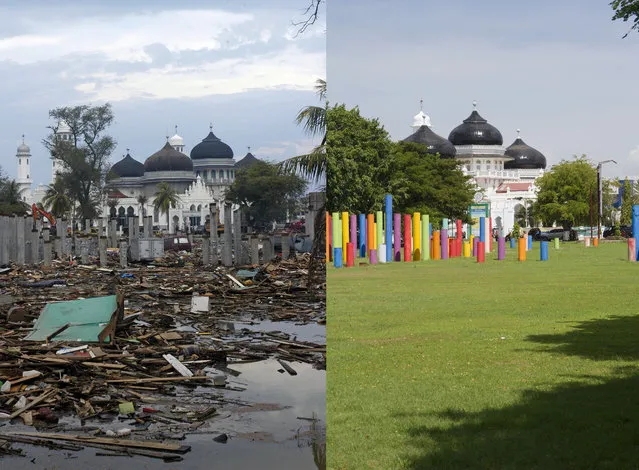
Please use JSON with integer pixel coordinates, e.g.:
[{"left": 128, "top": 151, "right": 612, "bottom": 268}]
[
  {"left": 137, "top": 194, "right": 149, "bottom": 218},
  {"left": 153, "top": 182, "right": 180, "bottom": 231},
  {"left": 279, "top": 78, "right": 326, "bottom": 183},
  {"left": 0, "top": 179, "right": 29, "bottom": 216},
  {"left": 42, "top": 177, "right": 72, "bottom": 218}
]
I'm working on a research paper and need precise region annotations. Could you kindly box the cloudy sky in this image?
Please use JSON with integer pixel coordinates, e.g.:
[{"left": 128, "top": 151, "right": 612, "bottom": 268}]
[
  {"left": 328, "top": 0, "right": 639, "bottom": 181},
  {"left": 0, "top": 0, "right": 325, "bottom": 186}
]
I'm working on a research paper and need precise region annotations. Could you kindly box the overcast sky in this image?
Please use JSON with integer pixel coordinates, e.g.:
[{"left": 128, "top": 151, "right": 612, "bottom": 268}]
[
  {"left": 0, "top": 0, "right": 325, "bottom": 187},
  {"left": 328, "top": 0, "right": 639, "bottom": 181}
]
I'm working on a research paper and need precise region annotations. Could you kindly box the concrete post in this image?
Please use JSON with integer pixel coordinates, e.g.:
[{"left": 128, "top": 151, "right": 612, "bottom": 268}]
[
  {"left": 210, "top": 236, "right": 218, "bottom": 265},
  {"left": 222, "top": 203, "right": 233, "bottom": 267},
  {"left": 233, "top": 209, "right": 243, "bottom": 266},
  {"left": 250, "top": 237, "right": 260, "bottom": 264},
  {"left": 202, "top": 236, "right": 210, "bottom": 266},
  {"left": 133, "top": 216, "right": 140, "bottom": 240},
  {"left": 109, "top": 219, "right": 118, "bottom": 248},
  {"left": 144, "top": 216, "right": 153, "bottom": 238},
  {"left": 15, "top": 217, "right": 25, "bottom": 265},
  {"left": 81, "top": 241, "right": 89, "bottom": 264},
  {"left": 0, "top": 217, "right": 6, "bottom": 266},
  {"left": 262, "top": 237, "right": 274, "bottom": 263},
  {"left": 43, "top": 241, "right": 52, "bottom": 267},
  {"left": 99, "top": 237, "right": 107, "bottom": 267},
  {"left": 84, "top": 219, "right": 90, "bottom": 235},
  {"left": 31, "top": 223, "right": 41, "bottom": 264},
  {"left": 128, "top": 217, "right": 135, "bottom": 243},
  {"left": 120, "top": 241, "right": 128, "bottom": 268},
  {"left": 282, "top": 235, "right": 291, "bottom": 260}
]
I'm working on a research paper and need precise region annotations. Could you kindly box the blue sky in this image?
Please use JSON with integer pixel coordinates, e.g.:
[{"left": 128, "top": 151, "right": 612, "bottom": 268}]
[
  {"left": 328, "top": 0, "right": 639, "bottom": 180},
  {"left": 0, "top": 0, "right": 325, "bottom": 186}
]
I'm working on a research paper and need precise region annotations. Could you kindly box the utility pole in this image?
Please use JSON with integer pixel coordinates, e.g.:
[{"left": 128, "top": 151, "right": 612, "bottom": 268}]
[{"left": 597, "top": 160, "right": 617, "bottom": 239}]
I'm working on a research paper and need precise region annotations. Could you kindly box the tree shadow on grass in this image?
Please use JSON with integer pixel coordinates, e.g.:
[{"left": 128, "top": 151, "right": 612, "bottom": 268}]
[
  {"left": 397, "top": 368, "right": 639, "bottom": 469},
  {"left": 525, "top": 315, "right": 639, "bottom": 361}
]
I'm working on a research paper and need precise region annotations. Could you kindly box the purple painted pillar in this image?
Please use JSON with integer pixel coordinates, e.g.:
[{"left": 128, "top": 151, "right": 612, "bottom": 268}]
[
  {"left": 473, "top": 236, "right": 479, "bottom": 257},
  {"left": 441, "top": 229, "right": 449, "bottom": 259},
  {"left": 370, "top": 249, "right": 378, "bottom": 265},
  {"left": 393, "top": 213, "right": 401, "bottom": 262},
  {"left": 498, "top": 236, "right": 505, "bottom": 260},
  {"left": 349, "top": 214, "right": 357, "bottom": 255}
]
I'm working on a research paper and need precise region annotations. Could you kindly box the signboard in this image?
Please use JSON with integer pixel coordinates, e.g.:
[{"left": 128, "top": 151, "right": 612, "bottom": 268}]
[{"left": 469, "top": 203, "right": 490, "bottom": 238}]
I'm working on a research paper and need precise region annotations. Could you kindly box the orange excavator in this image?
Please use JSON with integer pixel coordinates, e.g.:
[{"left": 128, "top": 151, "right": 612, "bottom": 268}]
[{"left": 32, "top": 203, "right": 56, "bottom": 233}]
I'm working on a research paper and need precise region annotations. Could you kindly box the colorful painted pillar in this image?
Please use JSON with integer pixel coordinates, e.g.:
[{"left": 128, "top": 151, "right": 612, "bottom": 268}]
[
  {"left": 518, "top": 237, "right": 527, "bottom": 261},
  {"left": 341, "top": 211, "right": 349, "bottom": 256},
  {"left": 326, "top": 212, "right": 331, "bottom": 261},
  {"left": 346, "top": 243, "right": 354, "bottom": 267},
  {"left": 370, "top": 249, "right": 378, "bottom": 265},
  {"left": 403, "top": 214, "right": 412, "bottom": 261},
  {"left": 441, "top": 228, "right": 449, "bottom": 259},
  {"left": 366, "top": 214, "right": 374, "bottom": 257},
  {"left": 463, "top": 240, "right": 471, "bottom": 257},
  {"left": 376, "top": 211, "right": 384, "bottom": 254},
  {"left": 385, "top": 195, "right": 393, "bottom": 263},
  {"left": 359, "top": 214, "right": 366, "bottom": 257},
  {"left": 393, "top": 213, "right": 401, "bottom": 261},
  {"left": 413, "top": 212, "right": 421, "bottom": 261},
  {"left": 433, "top": 230, "right": 441, "bottom": 260},
  {"left": 334, "top": 247, "right": 343, "bottom": 268},
  {"left": 456, "top": 219, "right": 462, "bottom": 258},
  {"left": 349, "top": 214, "right": 357, "bottom": 257},
  {"left": 477, "top": 241, "right": 485, "bottom": 263},
  {"left": 497, "top": 236, "right": 505, "bottom": 260},
  {"left": 488, "top": 218, "right": 493, "bottom": 253},
  {"left": 510, "top": 238, "right": 516, "bottom": 249},
  {"left": 421, "top": 215, "right": 430, "bottom": 261},
  {"left": 479, "top": 217, "right": 486, "bottom": 254},
  {"left": 331, "top": 213, "right": 340, "bottom": 261},
  {"left": 471, "top": 234, "right": 476, "bottom": 256},
  {"left": 540, "top": 241, "right": 549, "bottom": 261},
  {"left": 554, "top": 237, "right": 560, "bottom": 250},
  {"left": 629, "top": 238, "right": 636, "bottom": 262}
]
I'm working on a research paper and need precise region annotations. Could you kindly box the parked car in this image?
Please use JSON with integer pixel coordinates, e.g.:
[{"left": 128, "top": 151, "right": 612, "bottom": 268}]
[
  {"left": 603, "top": 225, "right": 632, "bottom": 238},
  {"left": 164, "top": 236, "right": 192, "bottom": 252},
  {"left": 539, "top": 228, "right": 578, "bottom": 241}
]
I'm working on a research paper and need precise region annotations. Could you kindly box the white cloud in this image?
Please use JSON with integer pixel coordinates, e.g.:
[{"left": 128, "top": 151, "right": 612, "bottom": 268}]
[
  {"left": 74, "top": 45, "right": 325, "bottom": 101},
  {"left": 254, "top": 138, "right": 318, "bottom": 161},
  {"left": 0, "top": 10, "right": 253, "bottom": 64}
]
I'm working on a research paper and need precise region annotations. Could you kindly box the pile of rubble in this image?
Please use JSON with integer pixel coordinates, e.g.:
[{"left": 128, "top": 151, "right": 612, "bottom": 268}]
[{"left": 0, "top": 254, "right": 325, "bottom": 461}]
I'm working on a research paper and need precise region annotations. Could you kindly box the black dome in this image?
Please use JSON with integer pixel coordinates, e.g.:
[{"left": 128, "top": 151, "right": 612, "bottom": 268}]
[
  {"left": 190, "top": 130, "right": 233, "bottom": 160},
  {"left": 110, "top": 153, "right": 144, "bottom": 178},
  {"left": 504, "top": 137, "right": 546, "bottom": 170},
  {"left": 144, "top": 142, "right": 193, "bottom": 172},
  {"left": 402, "top": 125, "right": 457, "bottom": 158},
  {"left": 235, "top": 152, "right": 260, "bottom": 169},
  {"left": 448, "top": 110, "right": 503, "bottom": 146}
]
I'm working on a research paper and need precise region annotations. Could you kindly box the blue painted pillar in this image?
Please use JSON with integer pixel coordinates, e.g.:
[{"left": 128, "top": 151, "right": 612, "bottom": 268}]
[
  {"left": 540, "top": 241, "right": 549, "bottom": 261},
  {"left": 528, "top": 234, "right": 533, "bottom": 251},
  {"left": 385, "top": 194, "right": 393, "bottom": 262},
  {"left": 358, "top": 214, "right": 366, "bottom": 258},
  {"left": 334, "top": 248, "right": 343, "bottom": 268},
  {"left": 479, "top": 217, "right": 486, "bottom": 245}
]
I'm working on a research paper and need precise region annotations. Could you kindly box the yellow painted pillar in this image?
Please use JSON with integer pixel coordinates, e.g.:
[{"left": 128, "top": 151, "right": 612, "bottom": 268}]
[
  {"left": 373, "top": 222, "right": 377, "bottom": 249},
  {"left": 463, "top": 241, "right": 471, "bottom": 257},
  {"left": 341, "top": 211, "right": 349, "bottom": 255},
  {"left": 413, "top": 212, "right": 421, "bottom": 261},
  {"left": 367, "top": 214, "right": 374, "bottom": 257}
]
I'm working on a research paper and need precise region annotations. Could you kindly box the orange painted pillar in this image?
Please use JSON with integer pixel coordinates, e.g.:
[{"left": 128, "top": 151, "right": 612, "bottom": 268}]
[
  {"left": 433, "top": 230, "right": 441, "bottom": 260},
  {"left": 593, "top": 237, "right": 599, "bottom": 247},
  {"left": 518, "top": 237, "right": 526, "bottom": 261}
]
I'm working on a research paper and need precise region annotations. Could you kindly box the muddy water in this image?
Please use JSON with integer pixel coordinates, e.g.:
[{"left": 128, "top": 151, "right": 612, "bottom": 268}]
[{"left": 0, "top": 325, "right": 326, "bottom": 469}]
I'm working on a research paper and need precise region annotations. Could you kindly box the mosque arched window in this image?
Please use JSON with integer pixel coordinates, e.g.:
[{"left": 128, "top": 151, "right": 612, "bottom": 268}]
[
  {"left": 197, "top": 204, "right": 202, "bottom": 211},
  {"left": 212, "top": 170, "right": 217, "bottom": 181},
  {"left": 190, "top": 204, "right": 196, "bottom": 211},
  {"left": 127, "top": 206, "right": 135, "bottom": 217}
]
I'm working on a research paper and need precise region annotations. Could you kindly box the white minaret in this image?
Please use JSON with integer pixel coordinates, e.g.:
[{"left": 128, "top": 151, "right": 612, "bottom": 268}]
[
  {"left": 16, "top": 134, "right": 32, "bottom": 202},
  {"left": 411, "top": 98, "right": 432, "bottom": 132},
  {"left": 169, "top": 125, "right": 185, "bottom": 153},
  {"left": 52, "top": 120, "right": 72, "bottom": 183}
]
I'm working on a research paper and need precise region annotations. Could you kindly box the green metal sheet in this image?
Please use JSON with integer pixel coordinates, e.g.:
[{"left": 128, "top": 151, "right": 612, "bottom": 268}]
[{"left": 24, "top": 295, "right": 118, "bottom": 343}]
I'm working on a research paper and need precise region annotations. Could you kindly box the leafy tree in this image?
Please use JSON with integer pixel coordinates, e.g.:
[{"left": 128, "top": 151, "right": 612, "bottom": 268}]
[
  {"left": 153, "top": 182, "right": 180, "bottom": 230},
  {"left": 42, "top": 104, "right": 116, "bottom": 225},
  {"left": 534, "top": 155, "right": 613, "bottom": 229},
  {"left": 137, "top": 194, "right": 149, "bottom": 218},
  {"left": 0, "top": 175, "right": 29, "bottom": 216},
  {"left": 42, "top": 176, "right": 72, "bottom": 218},
  {"left": 621, "top": 177, "right": 633, "bottom": 225},
  {"left": 611, "top": 0, "right": 639, "bottom": 37},
  {"left": 226, "top": 160, "right": 307, "bottom": 230},
  {"left": 389, "top": 142, "right": 475, "bottom": 224},
  {"left": 515, "top": 201, "right": 535, "bottom": 228},
  {"left": 326, "top": 104, "right": 394, "bottom": 213},
  {"left": 512, "top": 222, "right": 521, "bottom": 239}
]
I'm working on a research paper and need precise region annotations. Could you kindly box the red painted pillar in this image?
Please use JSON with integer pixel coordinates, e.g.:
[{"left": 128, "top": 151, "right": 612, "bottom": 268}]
[
  {"left": 477, "top": 241, "right": 485, "bottom": 263},
  {"left": 346, "top": 242, "right": 354, "bottom": 267},
  {"left": 403, "top": 214, "right": 412, "bottom": 261},
  {"left": 489, "top": 218, "right": 493, "bottom": 252}
]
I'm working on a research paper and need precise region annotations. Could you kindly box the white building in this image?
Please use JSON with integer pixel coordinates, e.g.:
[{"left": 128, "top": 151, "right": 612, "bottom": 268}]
[
  {"left": 16, "top": 123, "right": 259, "bottom": 233},
  {"left": 402, "top": 101, "right": 547, "bottom": 233}
]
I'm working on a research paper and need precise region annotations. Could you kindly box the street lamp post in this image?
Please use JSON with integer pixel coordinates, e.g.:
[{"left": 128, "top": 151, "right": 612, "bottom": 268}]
[{"left": 597, "top": 159, "right": 617, "bottom": 239}]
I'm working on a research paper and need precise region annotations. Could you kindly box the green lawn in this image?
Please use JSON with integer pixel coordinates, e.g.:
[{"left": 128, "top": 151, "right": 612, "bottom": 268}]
[{"left": 327, "top": 241, "right": 639, "bottom": 469}]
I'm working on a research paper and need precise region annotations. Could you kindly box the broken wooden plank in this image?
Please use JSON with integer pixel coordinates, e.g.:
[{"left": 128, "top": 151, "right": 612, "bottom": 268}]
[
  {"left": 277, "top": 359, "right": 298, "bottom": 376},
  {"left": 106, "top": 376, "right": 209, "bottom": 384},
  {"left": 81, "top": 362, "right": 127, "bottom": 370},
  {"left": 162, "top": 354, "right": 193, "bottom": 377},
  {"left": 11, "top": 432, "right": 191, "bottom": 454},
  {"left": 8, "top": 389, "right": 55, "bottom": 419}
]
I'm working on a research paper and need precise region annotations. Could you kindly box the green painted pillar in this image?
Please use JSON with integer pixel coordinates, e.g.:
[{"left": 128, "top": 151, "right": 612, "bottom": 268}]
[
  {"left": 376, "top": 211, "right": 384, "bottom": 253},
  {"left": 554, "top": 237, "right": 560, "bottom": 250},
  {"left": 442, "top": 218, "right": 449, "bottom": 232},
  {"left": 332, "top": 213, "right": 341, "bottom": 257},
  {"left": 422, "top": 214, "right": 430, "bottom": 260}
]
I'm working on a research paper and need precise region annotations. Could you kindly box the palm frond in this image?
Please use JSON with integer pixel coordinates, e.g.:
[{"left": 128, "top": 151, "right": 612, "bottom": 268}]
[
  {"left": 279, "top": 145, "right": 326, "bottom": 182},
  {"left": 295, "top": 105, "right": 326, "bottom": 138}
]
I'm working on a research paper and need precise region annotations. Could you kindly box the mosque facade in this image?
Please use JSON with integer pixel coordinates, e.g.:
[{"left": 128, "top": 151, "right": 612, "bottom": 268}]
[
  {"left": 15, "top": 124, "right": 258, "bottom": 233},
  {"left": 402, "top": 102, "right": 547, "bottom": 234}
]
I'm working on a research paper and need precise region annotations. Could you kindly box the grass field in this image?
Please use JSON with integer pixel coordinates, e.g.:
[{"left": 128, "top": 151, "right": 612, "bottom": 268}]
[{"left": 327, "top": 241, "right": 639, "bottom": 469}]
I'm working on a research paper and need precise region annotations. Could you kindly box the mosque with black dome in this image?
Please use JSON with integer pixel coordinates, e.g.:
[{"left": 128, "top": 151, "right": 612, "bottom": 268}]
[
  {"left": 17, "top": 123, "right": 259, "bottom": 233},
  {"left": 402, "top": 101, "right": 547, "bottom": 233}
]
